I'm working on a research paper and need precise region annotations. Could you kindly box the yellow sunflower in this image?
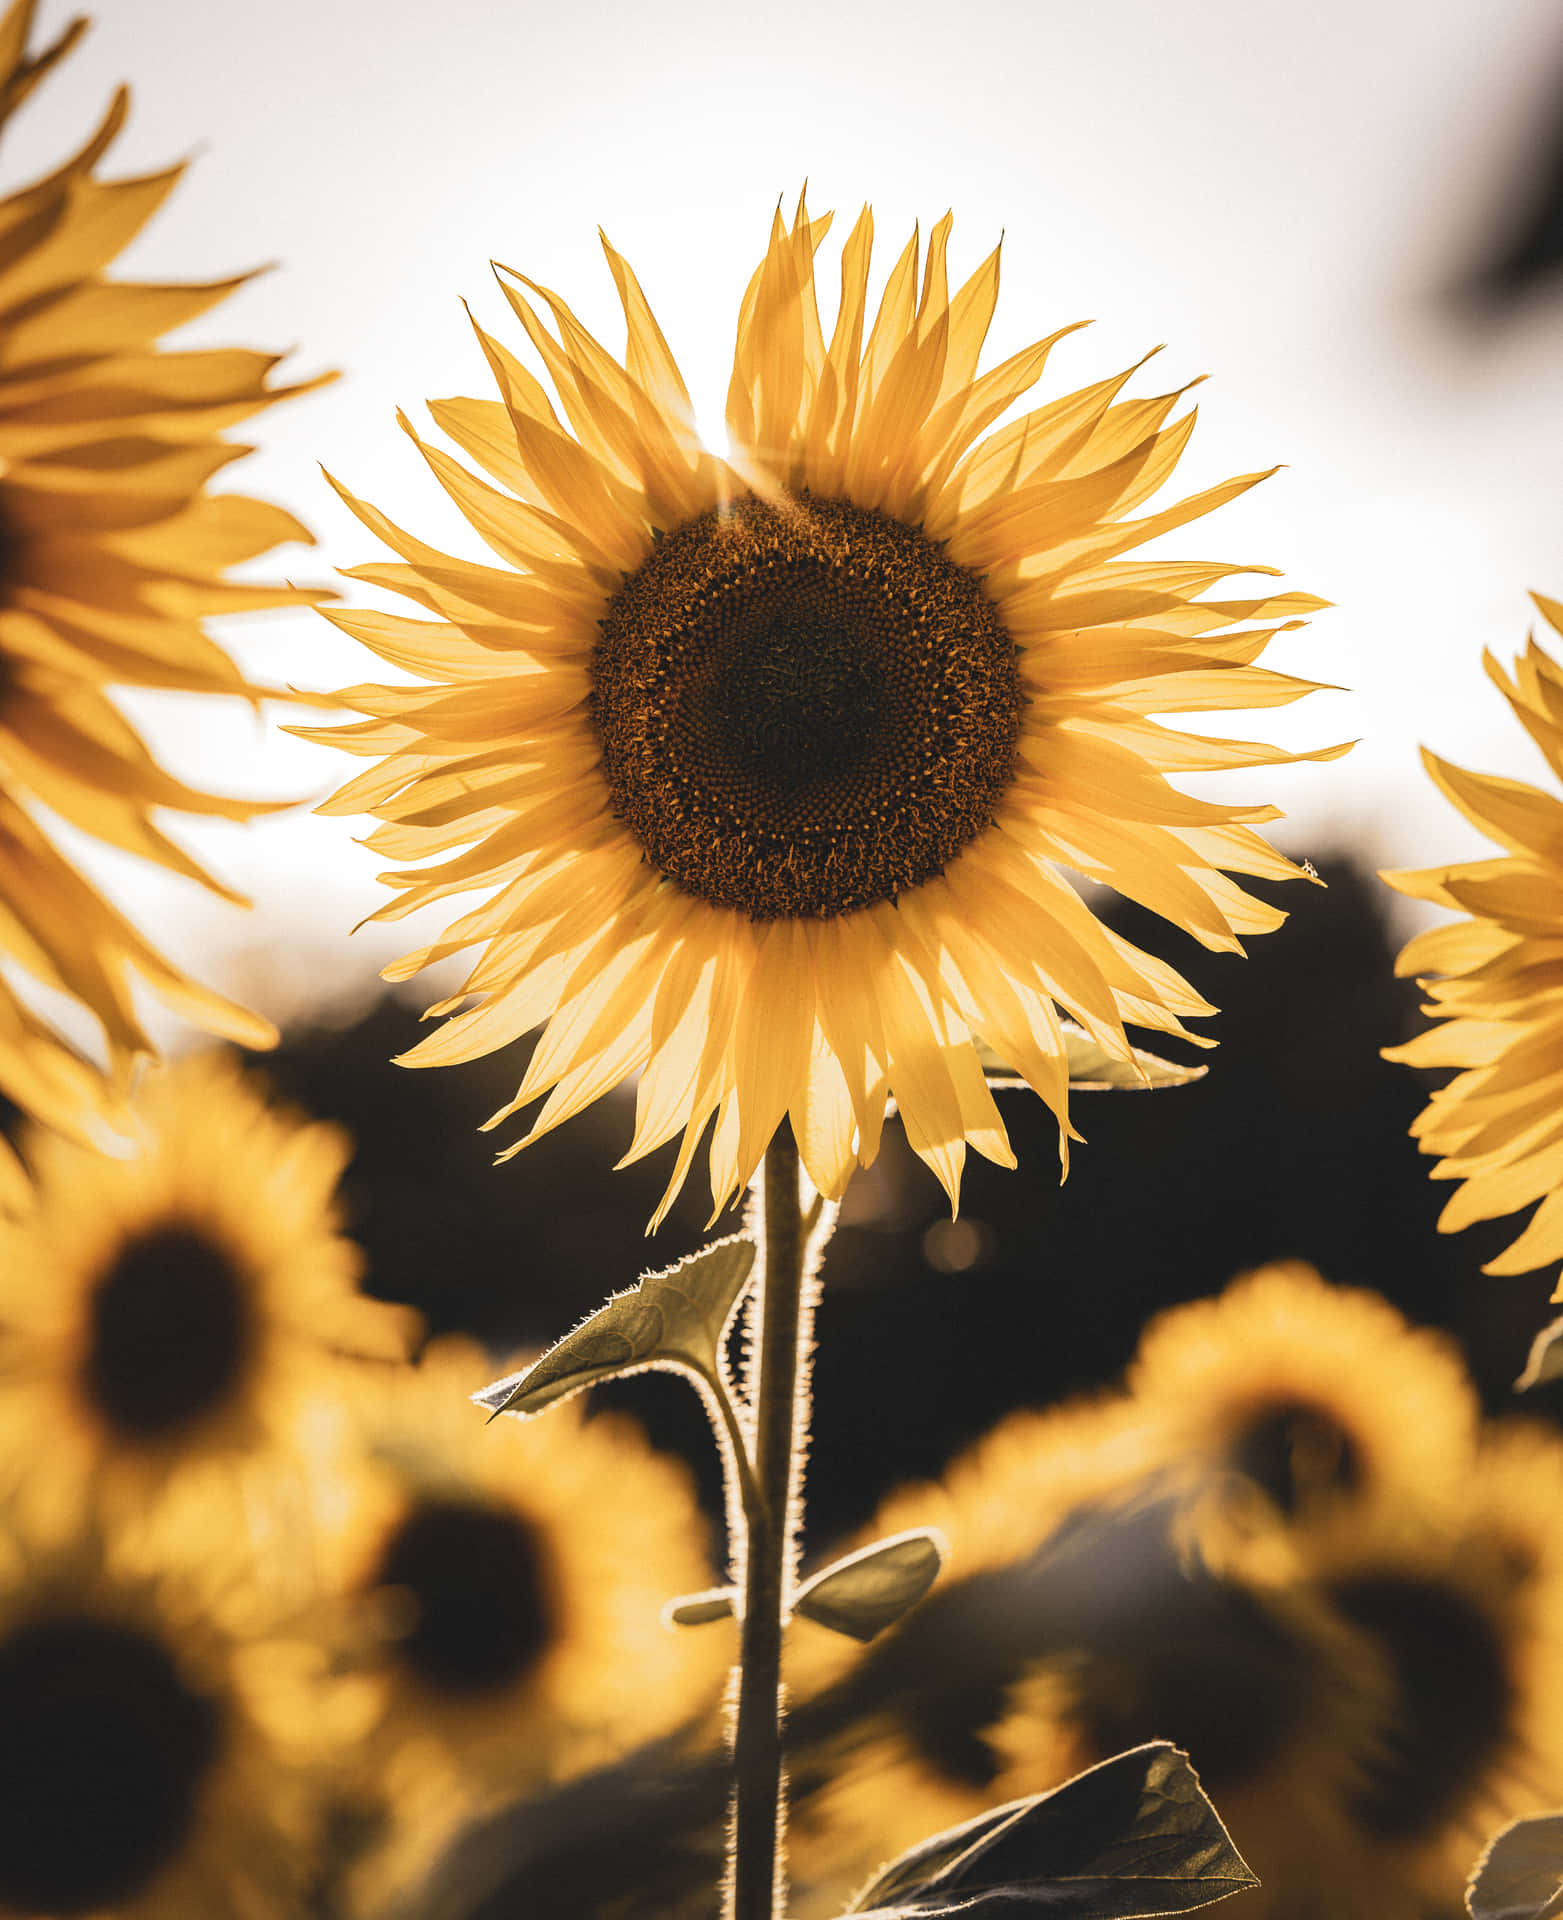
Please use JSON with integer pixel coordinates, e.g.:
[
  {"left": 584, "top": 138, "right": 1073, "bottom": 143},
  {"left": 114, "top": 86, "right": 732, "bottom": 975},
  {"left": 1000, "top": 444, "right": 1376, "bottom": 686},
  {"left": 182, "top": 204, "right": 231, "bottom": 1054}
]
[
  {"left": 1124, "top": 1262, "right": 1480, "bottom": 1541},
  {"left": 1384, "top": 598, "right": 1563, "bottom": 1293},
  {"left": 0, "top": 0, "right": 332, "bottom": 1206},
  {"left": 786, "top": 1417, "right": 1387, "bottom": 1920},
  {"left": 1285, "top": 1422, "right": 1563, "bottom": 1910},
  {"left": 302, "top": 191, "right": 1343, "bottom": 1223},
  {"left": 784, "top": 1394, "right": 1167, "bottom": 1891},
  {"left": 314, "top": 1335, "right": 724, "bottom": 1897},
  {"left": 0, "top": 1509, "right": 322, "bottom": 1920},
  {"left": 0, "top": 1049, "right": 420, "bottom": 1544}
]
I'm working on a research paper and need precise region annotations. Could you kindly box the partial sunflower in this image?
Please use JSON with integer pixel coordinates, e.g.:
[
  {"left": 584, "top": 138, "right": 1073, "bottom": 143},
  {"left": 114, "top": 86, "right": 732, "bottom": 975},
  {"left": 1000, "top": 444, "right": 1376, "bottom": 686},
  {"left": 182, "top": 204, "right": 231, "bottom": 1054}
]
[
  {"left": 786, "top": 1465, "right": 1388, "bottom": 1919},
  {"left": 1285, "top": 1422, "right": 1563, "bottom": 1913},
  {"left": 0, "top": 1049, "right": 420, "bottom": 1545},
  {"left": 986, "top": 1580, "right": 1397, "bottom": 1920},
  {"left": 1383, "top": 598, "right": 1563, "bottom": 1295},
  {"left": 1125, "top": 1262, "right": 1480, "bottom": 1546},
  {"left": 784, "top": 1395, "right": 1169, "bottom": 1891},
  {"left": 301, "top": 191, "right": 1344, "bottom": 1223},
  {"left": 0, "top": 0, "right": 332, "bottom": 1208},
  {"left": 0, "top": 1508, "right": 321, "bottom": 1920},
  {"left": 314, "top": 1335, "right": 724, "bottom": 1900}
]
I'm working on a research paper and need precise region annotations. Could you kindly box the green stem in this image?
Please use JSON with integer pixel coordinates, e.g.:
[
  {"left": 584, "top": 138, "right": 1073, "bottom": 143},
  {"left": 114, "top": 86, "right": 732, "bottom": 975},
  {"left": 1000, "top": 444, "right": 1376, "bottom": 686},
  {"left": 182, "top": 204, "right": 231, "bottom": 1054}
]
[{"left": 730, "top": 1126, "right": 812, "bottom": 1920}]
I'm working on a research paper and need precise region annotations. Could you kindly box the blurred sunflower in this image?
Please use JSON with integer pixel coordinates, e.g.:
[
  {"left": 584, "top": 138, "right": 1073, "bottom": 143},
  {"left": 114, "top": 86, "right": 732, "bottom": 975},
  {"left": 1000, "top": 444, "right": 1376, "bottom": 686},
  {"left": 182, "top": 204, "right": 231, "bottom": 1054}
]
[
  {"left": 1292, "top": 1422, "right": 1563, "bottom": 1909},
  {"left": 784, "top": 1397, "right": 1170, "bottom": 1890},
  {"left": 0, "top": 1050, "right": 419, "bottom": 1540},
  {"left": 0, "top": 1511, "right": 320, "bottom": 1920},
  {"left": 303, "top": 191, "right": 1343, "bottom": 1223},
  {"left": 1126, "top": 1262, "right": 1480, "bottom": 1540},
  {"left": 317, "top": 1336, "right": 723, "bottom": 1894},
  {"left": 787, "top": 1476, "right": 1387, "bottom": 1917},
  {"left": 1384, "top": 600, "right": 1563, "bottom": 1293},
  {"left": 0, "top": 0, "right": 332, "bottom": 1207}
]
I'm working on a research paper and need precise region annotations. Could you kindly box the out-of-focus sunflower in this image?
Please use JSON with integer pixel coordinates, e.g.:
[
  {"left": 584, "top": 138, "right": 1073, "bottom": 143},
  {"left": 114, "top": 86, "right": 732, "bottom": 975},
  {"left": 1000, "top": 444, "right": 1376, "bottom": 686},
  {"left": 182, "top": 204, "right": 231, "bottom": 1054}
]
[
  {"left": 1384, "top": 600, "right": 1563, "bottom": 1294},
  {"left": 0, "top": 1050, "right": 419, "bottom": 1541},
  {"left": 787, "top": 1476, "right": 1388, "bottom": 1918},
  {"left": 302, "top": 191, "right": 1343, "bottom": 1223},
  {"left": 784, "top": 1397, "right": 1171, "bottom": 1891},
  {"left": 785, "top": 1393, "right": 1158, "bottom": 1719},
  {"left": 0, "top": 1510, "right": 320, "bottom": 1920},
  {"left": 0, "top": 0, "right": 332, "bottom": 1207},
  {"left": 1125, "top": 1262, "right": 1480, "bottom": 1540},
  {"left": 316, "top": 1336, "right": 724, "bottom": 1896},
  {"left": 987, "top": 1583, "right": 1395, "bottom": 1920},
  {"left": 1288, "top": 1422, "right": 1563, "bottom": 1912}
]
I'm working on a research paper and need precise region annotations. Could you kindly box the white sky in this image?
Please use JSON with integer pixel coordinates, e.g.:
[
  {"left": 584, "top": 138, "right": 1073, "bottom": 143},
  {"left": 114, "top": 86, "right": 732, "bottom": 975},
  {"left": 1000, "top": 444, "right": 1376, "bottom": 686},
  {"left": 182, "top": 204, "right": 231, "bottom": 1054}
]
[{"left": 14, "top": 0, "right": 1563, "bottom": 1032}]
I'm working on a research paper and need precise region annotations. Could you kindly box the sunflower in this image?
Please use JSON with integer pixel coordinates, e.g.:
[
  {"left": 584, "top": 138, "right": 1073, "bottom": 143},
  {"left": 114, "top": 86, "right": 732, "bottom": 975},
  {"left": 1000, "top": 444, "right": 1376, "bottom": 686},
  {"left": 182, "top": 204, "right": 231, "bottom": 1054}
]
[
  {"left": 302, "top": 191, "right": 1343, "bottom": 1223},
  {"left": 1284, "top": 1421, "right": 1563, "bottom": 1911},
  {"left": 1124, "top": 1262, "right": 1480, "bottom": 1541},
  {"left": 1383, "top": 599, "right": 1563, "bottom": 1294},
  {"left": 783, "top": 1395, "right": 1169, "bottom": 1892},
  {"left": 0, "top": 0, "right": 332, "bottom": 1207},
  {"left": 786, "top": 1449, "right": 1387, "bottom": 1919},
  {"left": 314, "top": 1335, "right": 724, "bottom": 1897},
  {"left": 0, "top": 1508, "right": 321, "bottom": 1920},
  {"left": 0, "top": 1049, "right": 420, "bottom": 1545}
]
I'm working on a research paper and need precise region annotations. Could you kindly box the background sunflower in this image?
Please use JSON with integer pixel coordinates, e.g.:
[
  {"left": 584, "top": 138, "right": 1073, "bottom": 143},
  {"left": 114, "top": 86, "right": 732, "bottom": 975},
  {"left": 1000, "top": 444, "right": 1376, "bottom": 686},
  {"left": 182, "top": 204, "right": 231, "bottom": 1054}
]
[
  {"left": 0, "top": 1048, "right": 419, "bottom": 1549},
  {"left": 1384, "top": 601, "right": 1563, "bottom": 1294},
  {"left": 0, "top": 0, "right": 330, "bottom": 1203},
  {"left": 0, "top": 1508, "right": 327, "bottom": 1920}
]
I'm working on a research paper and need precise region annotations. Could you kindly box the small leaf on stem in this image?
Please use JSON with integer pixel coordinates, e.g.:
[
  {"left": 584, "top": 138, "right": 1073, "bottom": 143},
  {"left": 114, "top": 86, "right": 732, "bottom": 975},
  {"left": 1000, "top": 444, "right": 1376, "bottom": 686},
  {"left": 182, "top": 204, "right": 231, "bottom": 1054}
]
[
  {"left": 1467, "top": 1812, "right": 1563, "bottom": 1920},
  {"left": 664, "top": 1587, "right": 737, "bottom": 1627},
  {"left": 474, "top": 1234, "right": 755, "bottom": 1419},
  {"left": 794, "top": 1530, "right": 945, "bottom": 1641},
  {"left": 846, "top": 1742, "right": 1255, "bottom": 1919}
]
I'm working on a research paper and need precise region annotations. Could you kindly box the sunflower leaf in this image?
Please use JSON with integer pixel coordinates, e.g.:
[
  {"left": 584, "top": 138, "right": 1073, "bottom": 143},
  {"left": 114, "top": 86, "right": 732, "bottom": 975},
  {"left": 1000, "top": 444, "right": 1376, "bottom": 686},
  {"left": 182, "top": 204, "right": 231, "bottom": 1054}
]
[
  {"left": 845, "top": 1742, "right": 1255, "bottom": 1919},
  {"left": 663, "top": 1586, "right": 737, "bottom": 1627},
  {"left": 1467, "top": 1813, "right": 1563, "bottom": 1920},
  {"left": 977, "top": 1024, "right": 1207, "bottom": 1094},
  {"left": 1516, "top": 1315, "right": 1563, "bottom": 1393},
  {"left": 474, "top": 1234, "right": 756, "bottom": 1419},
  {"left": 794, "top": 1530, "right": 945, "bottom": 1641}
]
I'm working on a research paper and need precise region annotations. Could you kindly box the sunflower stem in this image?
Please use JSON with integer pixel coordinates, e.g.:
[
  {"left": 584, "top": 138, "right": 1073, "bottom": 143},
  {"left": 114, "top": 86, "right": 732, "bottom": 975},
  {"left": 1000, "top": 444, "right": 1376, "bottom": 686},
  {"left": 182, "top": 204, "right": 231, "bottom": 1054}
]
[{"left": 730, "top": 1126, "right": 813, "bottom": 1920}]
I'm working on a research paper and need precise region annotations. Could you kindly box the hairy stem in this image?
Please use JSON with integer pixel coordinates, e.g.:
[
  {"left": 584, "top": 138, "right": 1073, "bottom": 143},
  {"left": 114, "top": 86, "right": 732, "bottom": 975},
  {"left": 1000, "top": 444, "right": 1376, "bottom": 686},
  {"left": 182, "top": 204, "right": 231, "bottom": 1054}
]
[{"left": 730, "top": 1127, "right": 812, "bottom": 1920}]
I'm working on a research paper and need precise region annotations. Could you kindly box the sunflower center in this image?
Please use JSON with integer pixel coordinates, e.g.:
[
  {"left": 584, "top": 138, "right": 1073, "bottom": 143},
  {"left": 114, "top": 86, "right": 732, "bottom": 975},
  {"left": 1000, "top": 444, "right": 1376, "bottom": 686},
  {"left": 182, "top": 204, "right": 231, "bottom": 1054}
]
[
  {"left": 1231, "top": 1401, "right": 1361, "bottom": 1514},
  {"left": 373, "top": 1498, "right": 555, "bottom": 1697},
  {"left": 83, "top": 1223, "right": 253, "bottom": 1440},
  {"left": 0, "top": 1614, "right": 221, "bottom": 1912},
  {"left": 592, "top": 493, "right": 1023, "bottom": 921},
  {"left": 1332, "top": 1573, "right": 1511, "bottom": 1837}
]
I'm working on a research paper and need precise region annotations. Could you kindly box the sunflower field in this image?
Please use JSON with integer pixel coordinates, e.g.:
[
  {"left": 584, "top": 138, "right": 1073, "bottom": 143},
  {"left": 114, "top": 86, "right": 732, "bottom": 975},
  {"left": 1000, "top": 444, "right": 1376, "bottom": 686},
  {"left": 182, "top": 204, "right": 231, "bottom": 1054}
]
[{"left": 3, "top": 1, "right": 1563, "bottom": 1916}]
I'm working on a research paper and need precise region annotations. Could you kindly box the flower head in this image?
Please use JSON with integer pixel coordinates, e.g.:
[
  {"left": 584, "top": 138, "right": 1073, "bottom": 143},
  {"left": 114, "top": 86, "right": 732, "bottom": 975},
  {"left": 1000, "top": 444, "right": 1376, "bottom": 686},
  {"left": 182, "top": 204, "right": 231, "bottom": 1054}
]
[
  {"left": 307, "top": 194, "right": 1342, "bottom": 1221},
  {"left": 0, "top": 0, "right": 331, "bottom": 1203},
  {"left": 1383, "top": 598, "right": 1563, "bottom": 1292},
  {"left": 1126, "top": 1262, "right": 1480, "bottom": 1538},
  {"left": 0, "top": 1513, "right": 321, "bottom": 1920},
  {"left": 314, "top": 1336, "right": 722, "bottom": 1895},
  {"left": 0, "top": 1050, "right": 419, "bottom": 1537}
]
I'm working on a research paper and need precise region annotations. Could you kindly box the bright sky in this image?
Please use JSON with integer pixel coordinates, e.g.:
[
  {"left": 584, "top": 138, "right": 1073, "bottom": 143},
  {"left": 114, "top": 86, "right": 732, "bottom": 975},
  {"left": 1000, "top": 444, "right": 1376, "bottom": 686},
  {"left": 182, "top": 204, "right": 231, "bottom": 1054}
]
[{"left": 15, "top": 0, "right": 1563, "bottom": 1032}]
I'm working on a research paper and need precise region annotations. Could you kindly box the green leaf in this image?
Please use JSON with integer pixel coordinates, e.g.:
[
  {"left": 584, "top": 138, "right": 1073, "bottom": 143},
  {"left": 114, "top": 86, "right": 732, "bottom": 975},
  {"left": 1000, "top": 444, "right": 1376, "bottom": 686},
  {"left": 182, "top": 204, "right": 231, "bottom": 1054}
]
[
  {"left": 794, "top": 1530, "right": 945, "bottom": 1642},
  {"left": 846, "top": 1742, "right": 1255, "bottom": 1919},
  {"left": 474, "top": 1234, "right": 755, "bottom": 1419},
  {"left": 977, "top": 1023, "right": 1207, "bottom": 1094},
  {"left": 1467, "top": 1813, "right": 1563, "bottom": 1920},
  {"left": 663, "top": 1587, "right": 736, "bottom": 1627},
  {"left": 1517, "top": 1316, "right": 1563, "bottom": 1393}
]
